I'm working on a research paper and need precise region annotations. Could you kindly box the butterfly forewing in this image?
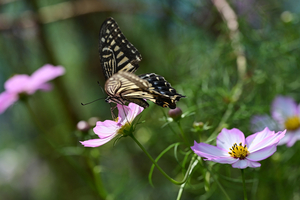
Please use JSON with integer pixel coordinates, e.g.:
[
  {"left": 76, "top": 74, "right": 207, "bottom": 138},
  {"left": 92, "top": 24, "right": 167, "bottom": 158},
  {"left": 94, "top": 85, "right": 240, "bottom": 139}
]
[
  {"left": 99, "top": 17, "right": 185, "bottom": 110},
  {"left": 99, "top": 17, "right": 142, "bottom": 80}
]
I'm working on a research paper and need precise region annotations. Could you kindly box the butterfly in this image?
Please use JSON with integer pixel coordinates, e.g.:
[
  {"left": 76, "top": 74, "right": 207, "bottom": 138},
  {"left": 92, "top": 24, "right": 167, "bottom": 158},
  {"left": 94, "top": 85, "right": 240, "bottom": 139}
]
[{"left": 99, "top": 17, "right": 185, "bottom": 109}]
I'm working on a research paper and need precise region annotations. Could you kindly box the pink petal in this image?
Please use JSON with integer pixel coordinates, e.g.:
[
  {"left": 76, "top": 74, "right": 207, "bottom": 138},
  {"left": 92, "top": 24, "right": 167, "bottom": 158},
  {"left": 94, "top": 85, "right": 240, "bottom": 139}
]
[
  {"left": 216, "top": 128, "right": 245, "bottom": 150},
  {"left": 232, "top": 160, "right": 261, "bottom": 169},
  {"left": 272, "top": 96, "right": 298, "bottom": 126},
  {"left": 209, "top": 156, "right": 238, "bottom": 164},
  {"left": 191, "top": 141, "right": 229, "bottom": 158},
  {"left": 247, "top": 128, "right": 286, "bottom": 152},
  {"left": 93, "top": 120, "right": 120, "bottom": 138},
  {"left": 34, "top": 83, "right": 53, "bottom": 92},
  {"left": 127, "top": 103, "right": 144, "bottom": 121},
  {"left": 250, "top": 114, "right": 278, "bottom": 133},
  {"left": 277, "top": 132, "right": 292, "bottom": 146},
  {"left": 28, "top": 64, "right": 65, "bottom": 92},
  {"left": 80, "top": 132, "right": 118, "bottom": 147},
  {"left": 4, "top": 75, "right": 31, "bottom": 93},
  {"left": 247, "top": 145, "right": 277, "bottom": 161},
  {"left": 285, "top": 129, "right": 300, "bottom": 147},
  {"left": 117, "top": 104, "right": 131, "bottom": 124},
  {"left": 0, "top": 92, "right": 18, "bottom": 114}
]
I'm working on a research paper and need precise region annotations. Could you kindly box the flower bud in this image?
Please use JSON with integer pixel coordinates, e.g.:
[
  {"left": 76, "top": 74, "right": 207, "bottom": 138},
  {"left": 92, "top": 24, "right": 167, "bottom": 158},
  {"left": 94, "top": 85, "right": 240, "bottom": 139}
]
[
  {"left": 77, "top": 120, "right": 90, "bottom": 132},
  {"left": 168, "top": 107, "right": 182, "bottom": 121},
  {"left": 193, "top": 121, "right": 204, "bottom": 129}
]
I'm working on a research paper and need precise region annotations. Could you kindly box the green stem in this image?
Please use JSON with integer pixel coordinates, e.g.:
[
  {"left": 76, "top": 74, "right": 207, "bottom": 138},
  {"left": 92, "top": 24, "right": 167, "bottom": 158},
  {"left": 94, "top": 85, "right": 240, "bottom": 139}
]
[
  {"left": 176, "top": 154, "right": 199, "bottom": 200},
  {"left": 204, "top": 161, "right": 231, "bottom": 200},
  {"left": 23, "top": 99, "right": 105, "bottom": 198},
  {"left": 241, "top": 169, "right": 248, "bottom": 200},
  {"left": 177, "top": 121, "right": 190, "bottom": 146},
  {"left": 130, "top": 134, "right": 195, "bottom": 185},
  {"left": 86, "top": 157, "right": 107, "bottom": 199}
]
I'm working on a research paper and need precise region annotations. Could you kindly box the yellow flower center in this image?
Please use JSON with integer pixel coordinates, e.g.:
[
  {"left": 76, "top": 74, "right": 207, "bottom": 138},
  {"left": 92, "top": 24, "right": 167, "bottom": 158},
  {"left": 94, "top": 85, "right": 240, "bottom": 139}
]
[
  {"left": 117, "top": 123, "right": 132, "bottom": 135},
  {"left": 284, "top": 116, "right": 300, "bottom": 131},
  {"left": 228, "top": 143, "right": 249, "bottom": 159}
]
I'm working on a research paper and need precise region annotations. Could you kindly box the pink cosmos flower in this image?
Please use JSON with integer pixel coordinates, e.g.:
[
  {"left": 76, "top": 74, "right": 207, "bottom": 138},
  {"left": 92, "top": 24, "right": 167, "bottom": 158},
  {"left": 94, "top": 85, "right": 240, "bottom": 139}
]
[
  {"left": 0, "top": 64, "right": 65, "bottom": 114},
  {"left": 80, "top": 103, "right": 144, "bottom": 147},
  {"left": 191, "top": 128, "right": 286, "bottom": 169},
  {"left": 251, "top": 96, "right": 300, "bottom": 147}
]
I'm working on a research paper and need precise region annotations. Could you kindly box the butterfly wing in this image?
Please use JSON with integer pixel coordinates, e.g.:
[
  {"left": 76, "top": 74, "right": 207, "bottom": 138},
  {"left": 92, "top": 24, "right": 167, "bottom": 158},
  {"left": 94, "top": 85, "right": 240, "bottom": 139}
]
[
  {"left": 105, "top": 72, "right": 185, "bottom": 109},
  {"left": 139, "top": 73, "right": 185, "bottom": 109},
  {"left": 99, "top": 17, "right": 142, "bottom": 80}
]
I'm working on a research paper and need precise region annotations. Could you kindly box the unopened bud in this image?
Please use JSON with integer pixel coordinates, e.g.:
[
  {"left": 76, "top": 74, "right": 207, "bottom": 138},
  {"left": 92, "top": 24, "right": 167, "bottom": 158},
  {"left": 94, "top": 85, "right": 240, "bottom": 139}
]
[
  {"left": 77, "top": 120, "right": 90, "bottom": 132},
  {"left": 193, "top": 121, "right": 204, "bottom": 128},
  {"left": 168, "top": 107, "right": 182, "bottom": 121},
  {"left": 88, "top": 117, "right": 100, "bottom": 127}
]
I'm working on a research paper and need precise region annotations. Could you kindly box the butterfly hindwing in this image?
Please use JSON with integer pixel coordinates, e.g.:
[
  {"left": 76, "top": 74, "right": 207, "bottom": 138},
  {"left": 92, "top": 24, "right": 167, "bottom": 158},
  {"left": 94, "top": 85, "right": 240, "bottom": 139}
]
[
  {"left": 105, "top": 72, "right": 185, "bottom": 109},
  {"left": 139, "top": 73, "right": 185, "bottom": 109},
  {"left": 99, "top": 17, "right": 142, "bottom": 80},
  {"left": 99, "top": 17, "right": 185, "bottom": 109}
]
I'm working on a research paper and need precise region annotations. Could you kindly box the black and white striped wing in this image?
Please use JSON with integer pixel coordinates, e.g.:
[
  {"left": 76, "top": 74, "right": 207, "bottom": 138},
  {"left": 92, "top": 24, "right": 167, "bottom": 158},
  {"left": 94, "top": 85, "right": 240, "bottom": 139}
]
[
  {"left": 99, "top": 17, "right": 142, "bottom": 80},
  {"left": 139, "top": 73, "right": 185, "bottom": 109},
  {"left": 105, "top": 72, "right": 185, "bottom": 109}
]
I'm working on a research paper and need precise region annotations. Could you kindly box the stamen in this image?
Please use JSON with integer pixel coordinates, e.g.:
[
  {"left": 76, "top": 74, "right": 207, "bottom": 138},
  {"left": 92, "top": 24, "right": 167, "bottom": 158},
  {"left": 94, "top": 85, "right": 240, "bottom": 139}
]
[
  {"left": 284, "top": 116, "right": 300, "bottom": 131},
  {"left": 228, "top": 142, "right": 249, "bottom": 159}
]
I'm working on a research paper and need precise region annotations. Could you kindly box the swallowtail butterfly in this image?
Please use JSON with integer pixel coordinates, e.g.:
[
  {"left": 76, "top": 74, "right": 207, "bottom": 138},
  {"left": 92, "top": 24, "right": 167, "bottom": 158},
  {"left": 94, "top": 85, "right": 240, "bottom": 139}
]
[{"left": 99, "top": 17, "right": 185, "bottom": 109}]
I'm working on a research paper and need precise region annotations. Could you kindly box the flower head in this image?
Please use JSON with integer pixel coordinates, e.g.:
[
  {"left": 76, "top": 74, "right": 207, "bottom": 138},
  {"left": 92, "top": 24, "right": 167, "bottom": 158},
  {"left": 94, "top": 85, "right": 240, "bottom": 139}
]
[
  {"left": 0, "top": 64, "right": 65, "bottom": 114},
  {"left": 191, "top": 128, "right": 285, "bottom": 169},
  {"left": 80, "top": 103, "right": 144, "bottom": 147},
  {"left": 251, "top": 96, "right": 300, "bottom": 147}
]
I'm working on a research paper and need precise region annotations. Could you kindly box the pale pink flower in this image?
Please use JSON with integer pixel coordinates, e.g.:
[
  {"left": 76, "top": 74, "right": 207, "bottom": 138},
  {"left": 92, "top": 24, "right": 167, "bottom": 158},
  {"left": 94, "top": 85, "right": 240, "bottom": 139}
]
[
  {"left": 191, "top": 128, "right": 286, "bottom": 169},
  {"left": 80, "top": 103, "right": 144, "bottom": 147},
  {"left": 251, "top": 96, "right": 300, "bottom": 147},
  {"left": 0, "top": 64, "right": 65, "bottom": 114}
]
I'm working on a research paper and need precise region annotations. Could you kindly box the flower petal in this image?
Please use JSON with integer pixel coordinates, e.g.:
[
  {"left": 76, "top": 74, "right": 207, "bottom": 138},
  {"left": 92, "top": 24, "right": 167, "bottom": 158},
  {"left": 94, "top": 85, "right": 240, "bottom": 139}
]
[
  {"left": 28, "top": 64, "right": 65, "bottom": 93},
  {"left": 191, "top": 141, "right": 229, "bottom": 158},
  {"left": 247, "top": 144, "right": 277, "bottom": 161},
  {"left": 93, "top": 120, "right": 120, "bottom": 138},
  {"left": 0, "top": 92, "right": 18, "bottom": 114},
  {"left": 34, "top": 83, "right": 53, "bottom": 92},
  {"left": 217, "top": 128, "right": 245, "bottom": 150},
  {"left": 209, "top": 156, "right": 237, "bottom": 164},
  {"left": 277, "top": 132, "right": 293, "bottom": 146},
  {"left": 250, "top": 114, "right": 278, "bottom": 132},
  {"left": 4, "top": 75, "right": 30, "bottom": 93},
  {"left": 117, "top": 104, "right": 131, "bottom": 124},
  {"left": 80, "top": 132, "right": 118, "bottom": 147},
  {"left": 232, "top": 160, "right": 261, "bottom": 169},
  {"left": 127, "top": 103, "right": 144, "bottom": 122},
  {"left": 272, "top": 96, "right": 298, "bottom": 126},
  {"left": 286, "top": 129, "right": 300, "bottom": 147},
  {"left": 247, "top": 128, "right": 285, "bottom": 152}
]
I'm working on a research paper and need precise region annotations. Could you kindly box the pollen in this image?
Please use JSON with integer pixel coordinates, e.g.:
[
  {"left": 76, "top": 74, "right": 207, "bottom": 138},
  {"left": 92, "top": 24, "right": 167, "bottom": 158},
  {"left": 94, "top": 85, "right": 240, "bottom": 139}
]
[
  {"left": 117, "top": 123, "right": 131, "bottom": 135},
  {"left": 284, "top": 116, "right": 300, "bottom": 131},
  {"left": 228, "top": 142, "right": 249, "bottom": 159}
]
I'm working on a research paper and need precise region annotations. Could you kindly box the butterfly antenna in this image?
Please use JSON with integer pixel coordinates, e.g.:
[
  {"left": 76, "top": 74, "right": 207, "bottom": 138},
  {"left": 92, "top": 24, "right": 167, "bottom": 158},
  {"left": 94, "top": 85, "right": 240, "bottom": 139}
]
[
  {"left": 81, "top": 98, "right": 105, "bottom": 106},
  {"left": 97, "top": 81, "right": 105, "bottom": 95}
]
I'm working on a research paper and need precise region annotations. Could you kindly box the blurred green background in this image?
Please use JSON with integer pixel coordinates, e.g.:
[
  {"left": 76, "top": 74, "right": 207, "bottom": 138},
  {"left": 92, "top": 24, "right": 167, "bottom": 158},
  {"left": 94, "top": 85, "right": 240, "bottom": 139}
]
[{"left": 1, "top": 0, "right": 300, "bottom": 199}]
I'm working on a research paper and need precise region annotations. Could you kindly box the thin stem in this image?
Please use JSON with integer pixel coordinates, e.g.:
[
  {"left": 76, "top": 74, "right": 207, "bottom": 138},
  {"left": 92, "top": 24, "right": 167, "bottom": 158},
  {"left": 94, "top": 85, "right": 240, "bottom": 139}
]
[
  {"left": 161, "top": 109, "right": 181, "bottom": 140},
  {"left": 22, "top": 99, "right": 104, "bottom": 198},
  {"left": 241, "top": 169, "right": 248, "bottom": 200},
  {"left": 177, "top": 121, "right": 190, "bottom": 146},
  {"left": 204, "top": 161, "right": 231, "bottom": 200},
  {"left": 130, "top": 134, "right": 195, "bottom": 185},
  {"left": 86, "top": 157, "right": 107, "bottom": 199},
  {"left": 176, "top": 154, "right": 199, "bottom": 200}
]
